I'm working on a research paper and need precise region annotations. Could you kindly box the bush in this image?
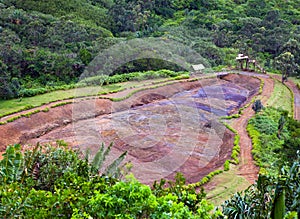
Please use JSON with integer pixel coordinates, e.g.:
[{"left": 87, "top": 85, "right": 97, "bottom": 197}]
[
  {"left": 50, "top": 101, "right": 72, "bottom": 108},
  {"left": 246, "top": 107, "right": 295, "bottom": 175},
  {"left": 19, "top": 87, "right": 48, "bottom": 97},
  {"left": 224, "top": 160, "right": 230, "bottom": 171},
  {"left": 252, "top": 99, "right": 263, "bottom": 113},
  {"left": 79, "top": 70, "right": 189, "bottom": 87},
  {"left": 42, "top": 107, "right": 49, "bottom": 112},
  {"left": 0, "top": 143, "right": 221, "bottom": 218}
]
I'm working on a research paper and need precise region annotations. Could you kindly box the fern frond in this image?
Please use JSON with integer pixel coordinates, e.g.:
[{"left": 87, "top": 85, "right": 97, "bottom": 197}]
[
  {"left": 104, "top": 151, "right": 127, "bottom": 177},
  {"left": 85, "top": 148, "right": 91, "bottom": 162},
  {"left": 91, "top": 143, "right": 104, "bottom": 169}
]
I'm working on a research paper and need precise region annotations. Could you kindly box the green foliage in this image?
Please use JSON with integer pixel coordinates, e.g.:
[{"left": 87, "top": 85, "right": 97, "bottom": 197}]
[
  {"left": 0, "top": 144, "right": 23, "bottom": 184},
  {"left": 224, "top": 160, "right": 230, "bottom": 171},
  {"left": 273, "top": 188, "right": 286, "bottom": 219},
  {"left": 0, "top": 143, "right": 220, "bottom": 218},
  {"left": 79, "top": 48, "right": 92, "bottom": 65},
  {"left": 50, "top": 101, "right": 73, "bottom": 108},
  {"left": 222, "top": 190, "right": 254, "bottom": 218},
  {"left": 19, "top": 87, "right": 48, "bottom": 97},
  {"left": 0, "top": 0, "right": 299, "bottom": 101},
  {"left": 42, "top": 107, "right": 49, "bottom": 112},
  {"left": 186, "top": 170, "right": 224, "bottom": 189},
  {"left": 0, "top": 109, "right": 42, "bottom": 125},
  {"left": 88, "top": 177, "right": 157, "bottom": 218},
  {"left": 247, "top": 107, "right": 299, "bottom": 175},
  {"left": 220, "top": 121, "right": 240, "bottom": 164},
  {"left": 252, "top": 99, "right": 263, "bottom": 113},
  {"left": 153, "top": 172, "right": 207, "bottom": 212},
  {"left": 275, "top": 52, "right": 299, "bottom": 81},
  {"left": 100, "top": 75, "right": 191, "bottom": 102},
  {"left": 247, "top": 123, "right": 262, "bottom": 167},
  {"left": 80, "top": 69, "right": 188, "bottom": 86},
  {"left": 88, "top": 142, "right": 128, "bottom": 178},
  {"left": 223, "top": 155, "right": 300, "bottom": 218}
]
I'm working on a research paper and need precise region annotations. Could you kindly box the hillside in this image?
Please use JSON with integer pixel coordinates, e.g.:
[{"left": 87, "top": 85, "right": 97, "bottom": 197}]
[
  {"left": 0, "top": 0, "right": 300, "bottom": 218},
  {"left": 1, "top": 0, "right": 300, "bottom": 100}
]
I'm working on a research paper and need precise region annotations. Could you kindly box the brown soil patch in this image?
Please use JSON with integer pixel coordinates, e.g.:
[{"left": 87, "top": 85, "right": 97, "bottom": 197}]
[
  {"left": 0, "top": 73, "right": 262, "bottom": 185},
  {"left": 234, "top": 76, "right": 274, "bottom": 184}
]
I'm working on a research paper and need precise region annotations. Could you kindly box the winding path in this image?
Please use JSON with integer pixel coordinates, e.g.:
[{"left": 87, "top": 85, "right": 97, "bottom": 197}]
[
  {"left": 233, "top": 76, "right": 274, "bottom": 183},
  {"left": 287, "top": 81, "right": 300, "bottom": 120}
]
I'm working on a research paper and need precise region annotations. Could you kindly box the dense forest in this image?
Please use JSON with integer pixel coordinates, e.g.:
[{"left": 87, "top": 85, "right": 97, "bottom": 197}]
[{"left": 1, "top": 0, "right": 300, "bottom": 99}]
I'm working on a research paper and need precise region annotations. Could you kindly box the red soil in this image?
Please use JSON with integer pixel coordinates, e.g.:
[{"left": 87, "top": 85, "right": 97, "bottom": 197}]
[{"left": 0, "top": 73, "right": 264, "bottom": 185}]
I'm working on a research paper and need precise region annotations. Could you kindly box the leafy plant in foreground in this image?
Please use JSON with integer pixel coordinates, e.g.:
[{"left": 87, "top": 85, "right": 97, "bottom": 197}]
[
  {"left": 87, "top": 142, "right": 128, "bottom": 178},
  {"left": 222, "top": 154, "right": 300, "bottom": 218},
  {"left": 0, "top": 143, "right": 221, "bottom": 218},
  {"left": 0, "top": 144, "right": 23, "bottom": 184}
]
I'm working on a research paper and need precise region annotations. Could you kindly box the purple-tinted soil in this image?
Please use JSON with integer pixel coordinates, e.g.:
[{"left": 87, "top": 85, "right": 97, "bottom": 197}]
[
  {"left": 6, "top": 74, "right": 260, "bottom": 185},
  {"left": 131, "top": 79, "right": 253, "bottom": 119}
]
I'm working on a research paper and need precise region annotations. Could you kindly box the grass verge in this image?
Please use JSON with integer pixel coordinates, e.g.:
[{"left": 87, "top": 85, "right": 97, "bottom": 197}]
[
  {"left": 205, "top": 166, "right": 251, "bottom": 206},
  {"left": 267, "top": 77, "right": 293, "bottom": 114},
  {"left": 0, "top": 76, "right": 188, "bottom": 120}
]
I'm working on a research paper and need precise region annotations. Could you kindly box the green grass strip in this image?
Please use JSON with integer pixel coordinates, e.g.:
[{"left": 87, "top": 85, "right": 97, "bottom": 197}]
[
  {"left": 0, "top": 102, "right": 73, "bottom": 125},
  {"left": 99, "top": 75, "right": 214, "bottom": 102},
  {"left": 2, "top": 109, "right": 42, "bottom": 124},
  {"left": 50, "top": 101, "right": 73, "bottom": 108},
  {"left": 270, "top": 76, "right": 294, "bottom": 117},
  {"left": 183, "top": 169, "right": 224, "bottom": 189}
]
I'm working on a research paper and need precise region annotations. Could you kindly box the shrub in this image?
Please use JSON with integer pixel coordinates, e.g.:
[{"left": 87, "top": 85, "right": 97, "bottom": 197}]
[
  {"left": 252, "top": 99, "right": 263, "bottom": 113},
  {"left": 224, "top": 160, "right": 230, "bottom": 171},
  {"left": 0, "top": 143, "right": 220, "bottom": 218},
  {"left": 79, "top": 70, "right": 189, "bottom": 87},
  {"left": 42, "top": 107, "right": 49, "bottom": 112},
  {"left": 19, "top": 87, "right": 48, "bottom": 97},
  {"left": 50, "top": 101, "right": 72, "bottom": 108},
  {"left": 0, "top": 121, "right": 7, "bottom": 125}
]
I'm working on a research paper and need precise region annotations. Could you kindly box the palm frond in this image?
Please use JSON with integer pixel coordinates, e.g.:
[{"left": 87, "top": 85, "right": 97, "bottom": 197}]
[{"left": 104, "top": 151, "right": 127, "bottom": 177}]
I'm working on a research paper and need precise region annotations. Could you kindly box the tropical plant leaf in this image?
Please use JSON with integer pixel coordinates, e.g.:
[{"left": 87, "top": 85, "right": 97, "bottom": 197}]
[{"left": 104, "top": 151, "right": 127, "bottom": 178}]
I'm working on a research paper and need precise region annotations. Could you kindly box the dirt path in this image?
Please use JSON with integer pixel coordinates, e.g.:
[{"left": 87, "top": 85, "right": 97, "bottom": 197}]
[
  {"left": 233, "top": 76, "right": 274, "bottom": 184},
  {"left": 286, "top": 80, "right": 300, "bottom": 120}
]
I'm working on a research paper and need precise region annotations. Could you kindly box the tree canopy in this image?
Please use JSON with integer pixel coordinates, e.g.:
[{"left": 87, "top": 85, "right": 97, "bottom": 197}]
[{"left": 0, "top": 0, "right": 299, "bottom": 99}]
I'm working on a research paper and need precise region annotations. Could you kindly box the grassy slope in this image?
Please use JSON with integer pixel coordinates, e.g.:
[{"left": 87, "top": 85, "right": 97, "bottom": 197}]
[
  {"left": 0, "top": 85, "right": 110, "bottom": 116},
  {"left": 290, "top": 77, "right": 300, "bottom": 87},
  {"left": 206, "top": 165, "right": 250, "bottom": 206},
  {"left": 266, "top": 78, "right": 293, "bottom": 113},
  {"left": 0, "top": 77, "right": 180, "bottom": 117}
]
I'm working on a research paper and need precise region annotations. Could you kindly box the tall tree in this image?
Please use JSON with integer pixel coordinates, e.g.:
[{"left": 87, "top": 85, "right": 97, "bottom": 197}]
[
  {"left": 0, "top": 60, "right": 15, "bottom": 99},
  {"left": 275, "top": 52, "right": 299, "bottom": 83},
  {"left": 281, "top": 39, "right": 300, "bottom": 75}
]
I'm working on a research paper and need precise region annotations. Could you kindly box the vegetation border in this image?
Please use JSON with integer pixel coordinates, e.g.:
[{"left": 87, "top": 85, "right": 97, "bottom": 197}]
[
  {"left": 0, "top": 75, "right": 190, "bottom": 124},
  {"left": 270, "top": 75, "right": 295, "bottom": 117}
]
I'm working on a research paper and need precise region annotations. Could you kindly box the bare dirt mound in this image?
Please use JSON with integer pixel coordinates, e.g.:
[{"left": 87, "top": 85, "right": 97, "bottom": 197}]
[{"left": 0, "top": 74, "right": 261, "bottom": 184}]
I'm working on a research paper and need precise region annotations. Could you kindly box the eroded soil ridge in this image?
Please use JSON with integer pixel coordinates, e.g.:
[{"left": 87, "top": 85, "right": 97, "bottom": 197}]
[{"left": 0, "top": 74, "right": 261, "bottom": 184}]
